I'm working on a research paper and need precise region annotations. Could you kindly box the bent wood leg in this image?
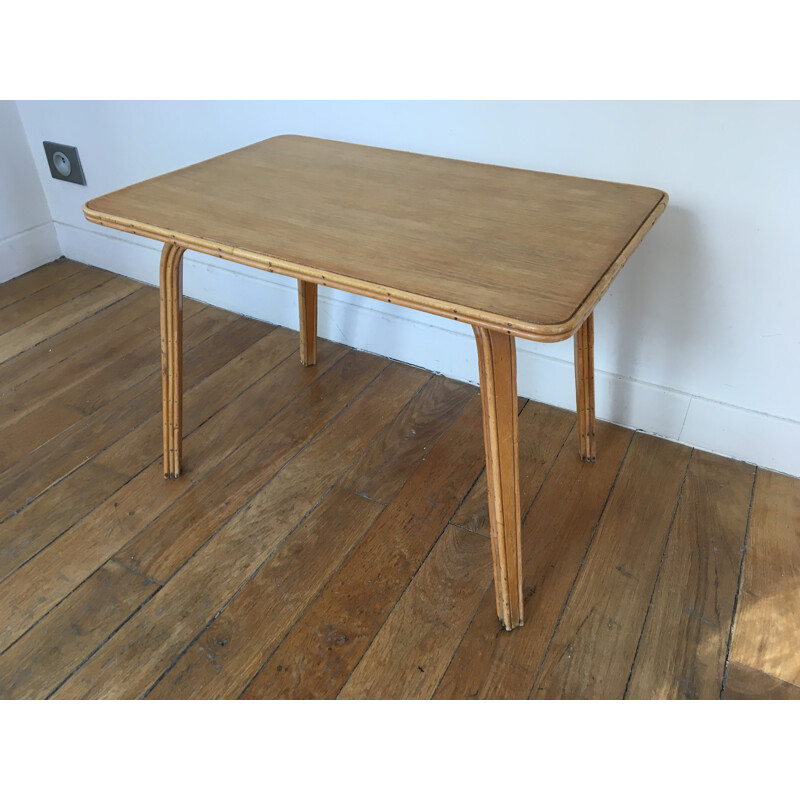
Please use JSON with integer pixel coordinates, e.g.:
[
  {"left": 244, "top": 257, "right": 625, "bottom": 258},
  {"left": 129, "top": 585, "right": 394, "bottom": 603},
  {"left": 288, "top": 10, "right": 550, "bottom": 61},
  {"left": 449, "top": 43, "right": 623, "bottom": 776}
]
[
  {"left": 160, "top": 243, "right": 186, "bottom": 478},
  {"left": 473, "top": 326, "right": 523, "bottom": 630},
  {"left": 298, "top": 279, "right": 318, "bottom": 366},
  {"left": 574, "top": 312, "right": 596, "bottom": 462}
]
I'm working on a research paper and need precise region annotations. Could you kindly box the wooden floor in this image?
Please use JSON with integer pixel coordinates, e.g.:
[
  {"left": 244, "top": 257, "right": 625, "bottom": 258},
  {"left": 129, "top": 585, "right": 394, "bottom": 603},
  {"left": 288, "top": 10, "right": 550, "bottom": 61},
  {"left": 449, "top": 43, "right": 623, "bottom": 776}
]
[{"left": 0, "top": 259, "right": 798, "bottom": 700}]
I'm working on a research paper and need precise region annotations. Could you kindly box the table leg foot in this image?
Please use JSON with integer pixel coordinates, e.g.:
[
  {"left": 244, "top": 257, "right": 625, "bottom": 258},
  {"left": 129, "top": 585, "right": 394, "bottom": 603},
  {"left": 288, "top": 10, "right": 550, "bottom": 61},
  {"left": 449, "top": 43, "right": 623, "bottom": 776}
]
[
  {"left": 574, "top": 312, "right": 596, "bottom": 462},
  {"left": 298, "top": 280, "right": 317, "bottom": 366},
  {"left": 474, "top": 326, "right": 524, "bottom": 630},
  {"left": 160, "top": 243, "right": 185, "bottom": 478}
]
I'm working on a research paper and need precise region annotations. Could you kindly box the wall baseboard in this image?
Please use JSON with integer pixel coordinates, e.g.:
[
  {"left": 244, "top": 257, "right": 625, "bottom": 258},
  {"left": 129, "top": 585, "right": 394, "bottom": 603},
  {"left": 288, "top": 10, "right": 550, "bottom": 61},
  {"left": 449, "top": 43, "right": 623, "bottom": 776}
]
[
  {"left": 0, "top": 222, "right": 61, "bottom": 283},
  {"left": 55, "top": 221, "right": 800, "bottom": 478},
  {"left": 681, "top": 397, "right": 800, "bottom": 479}
]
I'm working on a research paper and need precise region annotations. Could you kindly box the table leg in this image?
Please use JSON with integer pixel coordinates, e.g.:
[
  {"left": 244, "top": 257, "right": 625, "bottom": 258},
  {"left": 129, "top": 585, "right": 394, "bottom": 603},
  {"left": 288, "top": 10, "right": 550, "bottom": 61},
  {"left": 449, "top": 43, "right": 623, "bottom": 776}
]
[
  {"left": 574, "top": 312, "right": 596, "bottom": 462},
  {"left": 298, "top": 280, "right": 317, "bottom": 366},
  {"left": 160, "top": 242, "right": 185, "bottom": 478},
  {"left": 473, "top": 326, "right": 523, "bottom": 630}
]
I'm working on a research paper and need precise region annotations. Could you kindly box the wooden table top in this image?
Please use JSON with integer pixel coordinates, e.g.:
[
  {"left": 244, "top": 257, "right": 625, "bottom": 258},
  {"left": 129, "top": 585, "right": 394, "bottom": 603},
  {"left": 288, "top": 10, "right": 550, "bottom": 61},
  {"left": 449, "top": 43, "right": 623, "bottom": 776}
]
[{"left": 85, "top": 135, "right": 667, "bottom": 342}]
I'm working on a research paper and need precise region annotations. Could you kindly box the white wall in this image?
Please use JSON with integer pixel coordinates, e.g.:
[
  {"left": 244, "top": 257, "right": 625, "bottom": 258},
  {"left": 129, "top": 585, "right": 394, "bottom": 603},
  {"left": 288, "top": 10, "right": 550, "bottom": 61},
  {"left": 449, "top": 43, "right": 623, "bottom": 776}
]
[
  {"left": 0, "top": 101, "right": 60, "bottom": 281},
  {"left": 15, "top": 101, "right": 800, "bottom": 477}
]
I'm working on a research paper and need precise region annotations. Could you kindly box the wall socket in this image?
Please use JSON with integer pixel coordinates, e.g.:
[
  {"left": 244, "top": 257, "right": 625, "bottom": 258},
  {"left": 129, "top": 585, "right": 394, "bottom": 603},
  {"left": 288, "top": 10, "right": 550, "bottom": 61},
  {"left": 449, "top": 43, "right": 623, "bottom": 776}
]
[{"left": 43, "top": 141, "right": 86, "bottom": 185}]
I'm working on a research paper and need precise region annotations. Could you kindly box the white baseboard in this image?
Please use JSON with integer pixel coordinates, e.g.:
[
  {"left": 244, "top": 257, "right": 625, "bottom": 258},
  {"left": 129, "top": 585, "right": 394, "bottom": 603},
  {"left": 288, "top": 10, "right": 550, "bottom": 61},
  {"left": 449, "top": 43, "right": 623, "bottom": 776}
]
[
  {"left": 0, "top": 222, "right": 61, "bottom": 283},
  {"left": 681, "top": 397, "right": 800, "bottom": 478},
  {"left": 55, "top": 221, "right": 800, "bottom": 478}
]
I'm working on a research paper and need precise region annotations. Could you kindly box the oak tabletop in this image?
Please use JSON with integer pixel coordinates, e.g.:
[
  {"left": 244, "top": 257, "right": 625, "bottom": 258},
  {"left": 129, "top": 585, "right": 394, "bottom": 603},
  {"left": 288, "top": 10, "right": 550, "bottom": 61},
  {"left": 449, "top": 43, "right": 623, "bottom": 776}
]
[{"left": 84, "top": 135, "right": 667, "bottom": 341}]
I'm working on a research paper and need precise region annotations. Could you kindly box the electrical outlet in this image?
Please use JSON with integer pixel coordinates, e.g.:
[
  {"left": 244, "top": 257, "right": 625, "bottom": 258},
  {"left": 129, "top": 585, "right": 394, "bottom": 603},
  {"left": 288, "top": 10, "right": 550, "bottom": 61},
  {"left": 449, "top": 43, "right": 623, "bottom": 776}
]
[{"left": 43, "top": 141, "right": 86, "bottom": 185}]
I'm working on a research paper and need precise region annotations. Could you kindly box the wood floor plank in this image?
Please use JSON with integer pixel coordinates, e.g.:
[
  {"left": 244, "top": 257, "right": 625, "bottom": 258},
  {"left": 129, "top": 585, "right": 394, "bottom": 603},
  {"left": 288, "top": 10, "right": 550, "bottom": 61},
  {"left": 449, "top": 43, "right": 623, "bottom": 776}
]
[
  {"left": 115, "top": 351, "right": 396, "bottom": 585},
  {"left": 0, "top": 287, "right": 153, "bottom": 392},
  {"left": 77, "top": 337, "right": 345, "bottom": 569},
  {"left": 0, "top": 402, "right": 85, "bottom": 473},
  {"left": 339, "top": 525, "right": 493, "bottom": 699},
  {"left": 452, "top": 400, "right": 574, "bottom": 536},
  {"left": 0, "top": 291, "right": 164, "bottom": 430},
  {"left": 147, "top": 487, "right": 384, "bottom": 699},
  {"left": 0, "top": 306, "right": 230, "bottom": 472},
  {"left": 125, "top": 359, "right": 426, "bottom": 589},
  {"left": 531, "top": 434, "right": 691, "bottom": 699},
  {"left": 434, "top": 422, "right": 632, "bottom": 699},
  {"left": 53, "top": 361, "right": 426, "bottom": 699},
  {"left": 0, "top": 328, "right": 300, "bottom": 582},
  {"left": 0, "top": 276, "right": 140, "bottom": 363},
  {"left": 0, "top": 288, "right": 204, "bottom": 394},
  {"left": 0, "top": 260, "right": 86, "bottom": 310},
  {"left": 0, "top": 372, "right": 158, "bottom": 521},
  {"left": 0, "top": 337, "right": 350, "bottom": 654},
  {"left": 43, "top": 305, "right": 230, "bottom": 418},
  {"left": 95, "top": 326, "right": 303, "bottom": 476},
  {"left": 0, "top": 463, "right": 126, "bottom": 582},
  {"left": 0, "top": 308, "right": 242, "bottom": 519},
  {"left": 338, "top": 375, "right": 476, "bottom": 504},
  {"left": 729, "top": 469, "right": 800, "bottom": 686},
  {"left": 241, "top": 393, "right": 487, "bottom": 700},
  {"left": 0, "top": 561, "right": 158, "bottom": 699},
  {"left": 0, "top": 325, "right": 290, "bottom": 580},
  {"left": 723, "top": 660, "right": 800, "bottom": 700},
  {"left": 0, "top": 265, "right": 114, "bottom": 336},
  {"left": 626, "top": 451, "right": 755, "bottom": 699},
  {"left": 68, "top": 310, "right": 264, "bottom": 417}
]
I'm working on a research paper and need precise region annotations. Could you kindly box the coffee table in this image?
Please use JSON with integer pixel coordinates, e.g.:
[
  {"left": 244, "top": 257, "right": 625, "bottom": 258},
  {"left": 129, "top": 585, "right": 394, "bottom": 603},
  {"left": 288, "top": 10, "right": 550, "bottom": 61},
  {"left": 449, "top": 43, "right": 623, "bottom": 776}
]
[{"left": 84, "top": 135, "right": 667, "bottom": 630}]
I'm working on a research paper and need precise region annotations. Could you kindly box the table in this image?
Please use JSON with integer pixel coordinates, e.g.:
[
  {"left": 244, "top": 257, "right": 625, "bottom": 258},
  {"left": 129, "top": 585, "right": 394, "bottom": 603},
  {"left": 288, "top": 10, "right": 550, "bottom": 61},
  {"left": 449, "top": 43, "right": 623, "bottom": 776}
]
[{"left": 84, "top": 135, "right": 667, "bottom": 630}]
